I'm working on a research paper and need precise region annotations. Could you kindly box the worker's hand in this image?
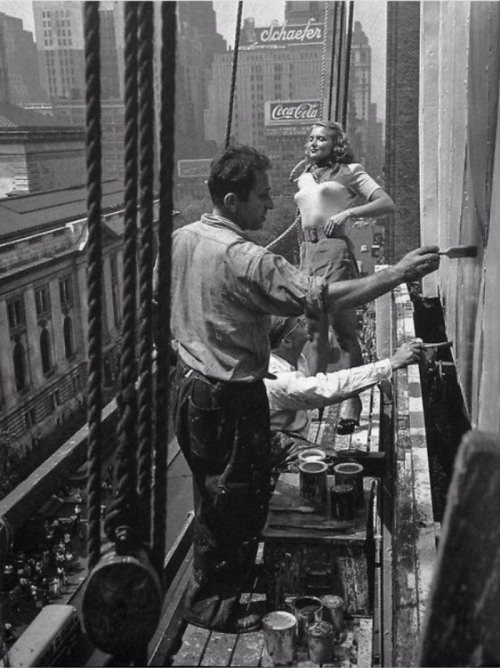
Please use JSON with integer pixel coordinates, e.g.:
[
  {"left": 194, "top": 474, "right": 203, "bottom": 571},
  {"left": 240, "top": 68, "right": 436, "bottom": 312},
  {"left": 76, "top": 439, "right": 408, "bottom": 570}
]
[
  {"left": 396, "top": 246, "right": 440, "bottom": 280},
  {"left": 389, "top": 339, "right": 424, "bottom": 370},
  {"left": 324, "top": 210, "right": 351, "bottom": 237}
]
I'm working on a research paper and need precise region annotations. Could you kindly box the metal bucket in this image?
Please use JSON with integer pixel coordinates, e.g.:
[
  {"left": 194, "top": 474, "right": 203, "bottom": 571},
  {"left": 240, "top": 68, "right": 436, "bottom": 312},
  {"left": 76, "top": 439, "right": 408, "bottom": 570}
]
[
  {"left": 306, "top": 620, "right": 335, "bottom": 664},
  {"left": 262, "top": 611, "right": 297, "bottom": 666},
  {"left": 292, "top": 595, "right": 324, "bottom": 644}
]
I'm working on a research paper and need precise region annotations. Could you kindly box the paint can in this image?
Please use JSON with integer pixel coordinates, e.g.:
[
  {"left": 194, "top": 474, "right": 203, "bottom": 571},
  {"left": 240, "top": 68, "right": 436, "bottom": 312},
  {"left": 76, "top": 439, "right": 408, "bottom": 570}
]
[
  {"left": 262, "top": 611, "right": 297, "bottom": 666},
  {"left": 333, "top": 461, "right": 365, "bottom": 506},
  {"left": 299, "top": 460, "right": 328, "bottom": 509},
  {"left": 292, "top": 595, "right": 324, "bottom": 644},
  {"left": 321, "top": 594, "right": 345, "bottom": 642},
  {"left": 306, "top": 620, "right": 335, "bottom": 664},
  {"left": 298, "top": 448, "right": 326, "bottom": 464},
  {"left": 330, "top": 483, "right": 355, "bottom": 520}
]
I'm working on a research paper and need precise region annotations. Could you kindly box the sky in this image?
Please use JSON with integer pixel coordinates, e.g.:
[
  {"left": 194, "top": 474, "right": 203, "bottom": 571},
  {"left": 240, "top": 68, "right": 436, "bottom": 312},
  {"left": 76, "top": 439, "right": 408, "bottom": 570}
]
[{"left": 0, "top": 0, "right": 387, "bottom": 119}]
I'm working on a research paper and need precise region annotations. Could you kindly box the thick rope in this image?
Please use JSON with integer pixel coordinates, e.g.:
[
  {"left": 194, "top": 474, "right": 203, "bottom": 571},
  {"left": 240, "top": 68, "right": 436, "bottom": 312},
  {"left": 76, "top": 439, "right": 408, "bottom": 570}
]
[
  {"left": 335, "top": 2, "right": 346, "bottom": 122},
  {"left": 319, "top": 1, "right": 330, "bottom": 115},
  {"left": 342, "top": 1, "right": 355, "bottom": 128},
  {"left": 152, "top": 1, "right": 177, "bottom": 573},
  {"left": 225, "top": 2, "right": 243, "bottom": 148},
  {"left": 104, "top": 1, "right": 140, "bottom": 548},
  {"left": 84, "top": 1, "right": 103, "bottom": 571},
  {"left": 265, "top": 213, "right": 301, "bottom": 252},
  {"left": 137, "top": 1, "right": 155, "bottom": 545},
  {"left": 327, "top": 2, "right": 340, "bottom": 120}
]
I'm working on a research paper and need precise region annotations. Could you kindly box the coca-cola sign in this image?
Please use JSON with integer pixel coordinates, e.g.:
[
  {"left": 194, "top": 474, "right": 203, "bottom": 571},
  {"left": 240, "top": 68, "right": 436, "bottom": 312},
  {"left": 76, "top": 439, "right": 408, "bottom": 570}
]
[
  {"left": 241, "top": 18, "right": 324, "bottom": 49},
  {"left": 265, "top": 100, "right": 321, "bottom": 126}
]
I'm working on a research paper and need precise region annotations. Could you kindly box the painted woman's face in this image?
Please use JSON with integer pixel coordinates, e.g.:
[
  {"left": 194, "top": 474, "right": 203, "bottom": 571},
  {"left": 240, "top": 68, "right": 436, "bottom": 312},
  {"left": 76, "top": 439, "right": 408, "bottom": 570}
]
[{"left": 305, "top": 125, "right": 334, "bottom": 163}]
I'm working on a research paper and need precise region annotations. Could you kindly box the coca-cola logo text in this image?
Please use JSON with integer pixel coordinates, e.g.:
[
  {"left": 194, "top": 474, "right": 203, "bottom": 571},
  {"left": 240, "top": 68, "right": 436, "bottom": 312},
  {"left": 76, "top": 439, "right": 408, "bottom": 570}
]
[{"left": 265, "top": 100, "right": 321, "bottom": 126}]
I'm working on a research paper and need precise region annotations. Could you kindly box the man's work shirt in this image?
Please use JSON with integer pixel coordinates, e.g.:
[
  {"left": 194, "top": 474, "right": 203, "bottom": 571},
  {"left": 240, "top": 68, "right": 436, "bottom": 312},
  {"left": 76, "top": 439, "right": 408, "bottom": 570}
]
[
  {"left": 265, "top": 354, "right": 393, "bottom": 439},
  {"left": 170, "top": 213, "right": 326, "bottom": 382}
]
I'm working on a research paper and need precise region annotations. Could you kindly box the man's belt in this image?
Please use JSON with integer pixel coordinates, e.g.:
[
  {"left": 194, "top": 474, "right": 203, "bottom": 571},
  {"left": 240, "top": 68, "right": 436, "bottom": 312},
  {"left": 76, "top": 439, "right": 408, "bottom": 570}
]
[{"left": 303, "top": 227, "right": 328, "bottom": 243}]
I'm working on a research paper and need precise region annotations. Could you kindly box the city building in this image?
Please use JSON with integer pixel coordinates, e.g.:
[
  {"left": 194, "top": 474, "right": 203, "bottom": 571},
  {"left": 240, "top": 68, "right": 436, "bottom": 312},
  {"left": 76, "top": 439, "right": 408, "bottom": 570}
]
[
  {"left": 0, "top": 102, "right": 85, "bottom": 197},
  {"left": 0, "top": 181, "right": 146, "bottom": 453},
  {"left": 204, "top": 3, "right": 383, "bottom": 198},
  {"left": 0, "top": 12, "right": 46, "bottom": 106}
]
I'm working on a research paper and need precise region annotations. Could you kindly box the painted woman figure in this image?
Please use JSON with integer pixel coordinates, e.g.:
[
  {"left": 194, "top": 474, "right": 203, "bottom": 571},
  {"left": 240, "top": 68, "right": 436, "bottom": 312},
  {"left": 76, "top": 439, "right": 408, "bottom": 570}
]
[{"left": 292, "top": 120, "right": 395, "bottom": 433}]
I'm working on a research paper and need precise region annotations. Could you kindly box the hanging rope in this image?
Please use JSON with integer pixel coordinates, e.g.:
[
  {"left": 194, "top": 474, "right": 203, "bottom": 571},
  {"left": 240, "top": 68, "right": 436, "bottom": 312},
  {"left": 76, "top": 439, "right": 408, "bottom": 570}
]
[
  {"left": 335, "top": 2, "right": 346, "bottom": 122},
  {"left": 152, "top": 1, "right": 177, "bottom": 573},
  {"left": 104, "top": 1, "right": 140, "bottom": 549},
  {"left": 327, "top": 2, "right": 340, "bottom": 120},
  {"left": 319, "top": 2, "right": 330, "bottom": 115},
  {"left": 225, "top": 1, "right": 243, "bottom": 148},
  {"left": 84, "top": 0, "right": 103, "bottom": 572},
  {"left": 265, "top": 213, "right": 300, "bottom": 252},
  {"left": 342, "top": 2, "right": 355, "bottom": 128},
  {"left": 137, "top": 1, "right": 155, "bottom": 545}
]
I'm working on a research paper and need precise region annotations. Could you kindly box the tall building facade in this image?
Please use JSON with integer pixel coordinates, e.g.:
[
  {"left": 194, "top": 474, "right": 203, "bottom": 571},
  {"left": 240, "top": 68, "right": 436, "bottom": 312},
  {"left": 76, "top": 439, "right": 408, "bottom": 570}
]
[
  {"left": 0, "top": 13, "right": 46, "bottom": 105},
  {"left": 33, "top": 1, "right": 86, "bottom": 101},
  {"left": 204, "top": 4, "right": 384, "bottom": 198}
]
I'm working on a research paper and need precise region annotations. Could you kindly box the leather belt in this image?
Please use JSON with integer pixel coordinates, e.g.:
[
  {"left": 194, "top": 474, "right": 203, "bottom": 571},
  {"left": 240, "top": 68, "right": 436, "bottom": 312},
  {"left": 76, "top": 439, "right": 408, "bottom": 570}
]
[{"left": 303, "top": 227, "right": 328, "bottom": 243}]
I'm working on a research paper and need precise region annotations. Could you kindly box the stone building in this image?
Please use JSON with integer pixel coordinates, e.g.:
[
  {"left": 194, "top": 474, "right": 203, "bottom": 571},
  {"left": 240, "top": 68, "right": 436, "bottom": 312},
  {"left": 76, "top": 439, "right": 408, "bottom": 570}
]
[
  {"left": 0, "top": 102, "right": 85, "bottom": 197},
  {"left": 0, "top": 180, "right": 138, "bottom": 453}
]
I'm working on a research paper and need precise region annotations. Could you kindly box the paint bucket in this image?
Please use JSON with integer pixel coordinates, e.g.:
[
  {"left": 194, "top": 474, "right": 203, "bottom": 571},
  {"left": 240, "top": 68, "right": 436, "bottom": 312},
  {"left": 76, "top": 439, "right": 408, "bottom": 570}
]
[
  {"left": 306, "top": 620, "right": 335, "bottom": 664},
  {"left": 299, "top": 460, "right": 328, "bottom": 509},
  {"left": 321, "top": 594, "right": 345, "bottom": 642},
  {"left": 298, "top": 448, "right": 326, "bottom": 464},
  {"left": 333, "top": 462, "right": 364, "bottom": 506},
  {"left": 330, "top": 483, "right": 355, "bottom": 520},
  {"left": 262, "top": 611, "right": 297, "bottom": 666},
  {"left": 292, "top": 595, "right": 324, "bottom": 644}
]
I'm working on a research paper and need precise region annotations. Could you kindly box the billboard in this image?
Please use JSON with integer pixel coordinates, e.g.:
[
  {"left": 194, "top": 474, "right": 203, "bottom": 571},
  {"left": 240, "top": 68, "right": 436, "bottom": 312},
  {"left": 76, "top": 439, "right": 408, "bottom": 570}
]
[
  {"left": 177, "top": 159, "right": 212, "bottom": 178},
  {"left": 241, "top": 18, "right": 325, "bottom": 49},
  {"left": 264, "top": 100, "right": 321, "bottom": 127}
]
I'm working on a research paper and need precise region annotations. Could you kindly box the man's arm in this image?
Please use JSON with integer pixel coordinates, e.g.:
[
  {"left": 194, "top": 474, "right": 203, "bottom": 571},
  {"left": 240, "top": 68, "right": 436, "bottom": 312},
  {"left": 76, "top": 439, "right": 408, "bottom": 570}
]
[
  {"left": 325, "top": 246, "right": 439, "bottom": 311},
  {"left": 266, "top": 342, "right": 424, "bottom": 413}
]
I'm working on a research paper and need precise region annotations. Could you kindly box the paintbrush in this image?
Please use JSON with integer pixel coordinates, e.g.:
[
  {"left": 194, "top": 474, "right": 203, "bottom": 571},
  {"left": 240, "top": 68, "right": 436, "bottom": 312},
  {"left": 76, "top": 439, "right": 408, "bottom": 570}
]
[{"left": 438, "top": 245, "right": 478, "bottom": 258}]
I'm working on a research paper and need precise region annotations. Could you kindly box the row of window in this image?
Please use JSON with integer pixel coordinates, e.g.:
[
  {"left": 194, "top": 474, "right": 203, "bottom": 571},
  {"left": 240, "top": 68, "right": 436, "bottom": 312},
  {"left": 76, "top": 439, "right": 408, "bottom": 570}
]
[{"left": 7, "top": 278, "right": 74, "bottom": 331}]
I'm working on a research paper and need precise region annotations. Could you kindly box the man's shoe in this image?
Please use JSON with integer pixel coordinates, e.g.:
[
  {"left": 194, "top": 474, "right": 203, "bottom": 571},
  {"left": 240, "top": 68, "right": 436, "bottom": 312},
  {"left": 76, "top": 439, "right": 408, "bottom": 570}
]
[{"left": 231, "top": 613, "right": 261, "bottom": 634}]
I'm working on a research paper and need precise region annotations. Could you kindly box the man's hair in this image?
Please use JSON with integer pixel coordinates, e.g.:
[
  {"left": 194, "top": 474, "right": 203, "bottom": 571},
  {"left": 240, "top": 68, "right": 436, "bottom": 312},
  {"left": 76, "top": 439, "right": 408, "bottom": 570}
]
[
  {"left": 208, "top": 145, "right": 271, "bottom": 205},
  {"left": 269, "top": 316, "right": 300, "bottom": 350}
]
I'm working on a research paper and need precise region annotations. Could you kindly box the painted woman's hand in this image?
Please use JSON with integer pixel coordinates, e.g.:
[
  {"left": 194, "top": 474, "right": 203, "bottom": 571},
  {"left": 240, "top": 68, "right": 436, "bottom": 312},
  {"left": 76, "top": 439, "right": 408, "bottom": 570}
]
[{"left": 324, "top": 210, "right": 351, "bottom": 237}]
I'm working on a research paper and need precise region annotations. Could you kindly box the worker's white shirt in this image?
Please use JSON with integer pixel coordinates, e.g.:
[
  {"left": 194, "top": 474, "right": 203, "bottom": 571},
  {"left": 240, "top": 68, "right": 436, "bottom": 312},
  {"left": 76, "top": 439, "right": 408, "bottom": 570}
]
[{"left": 266, "top": 354, "right": 393, "bottom": 439}]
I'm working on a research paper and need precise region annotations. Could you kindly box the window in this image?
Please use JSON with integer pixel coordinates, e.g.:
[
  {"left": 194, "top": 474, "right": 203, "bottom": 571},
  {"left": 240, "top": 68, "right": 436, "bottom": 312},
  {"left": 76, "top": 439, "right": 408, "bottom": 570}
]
[
  {"left": 25, "top": 408, "right": 37, "bottom": 428},
  {"left": 35, "top": 286, "right": 51, "bottom": 318},
  {"left": 63, "top": 316, "right": 74, "bottom": 358},
  {"left": 13, "top": 342, "right": 27, "bottom": 391},
  {"left": 7, "top": 297, "right": 25, "bottom": 331},
  {"left": 40, "top": 328, "right": 52, "bottom": 375},
  {"left": 59, "top": 277, "right": 73, "bottom": 306}
]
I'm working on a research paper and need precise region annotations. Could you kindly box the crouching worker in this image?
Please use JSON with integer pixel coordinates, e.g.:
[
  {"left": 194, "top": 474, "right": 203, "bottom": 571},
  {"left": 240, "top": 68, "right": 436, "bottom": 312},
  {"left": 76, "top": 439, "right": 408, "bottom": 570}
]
[{"left": 266, "top": 315, "right": 424, "bottom": 470}]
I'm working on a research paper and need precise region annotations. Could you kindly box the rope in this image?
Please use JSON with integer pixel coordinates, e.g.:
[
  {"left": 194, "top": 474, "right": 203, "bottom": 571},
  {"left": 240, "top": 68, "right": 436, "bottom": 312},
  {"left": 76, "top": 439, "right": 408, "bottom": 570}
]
[
  {"left": 137, "top": 1, "right": 155, "bottom": 545},
  {"left": 335, "top": 2, "right": 346, "bottom": 122},
  {"left": 104, "top": 1, "right": 139, "bottom": 548},
  {"left": 152, "top": 0, "right": 177, "bottom": 574},
  {"left": 327, "top": 2, "right": 340, "bottom": 120},
  {"left": 225, "top": 2, "right": 243, "bottom": 148},
  {"left": 84, "top": 1, "right": 103, "bottom": 571},
  {"left": 342, "top": 1, "right": 355, "bottom": 128},
  {"left": 319, "top": 1, "right": 330, "bottom": 115},
  {"left": 265, "top": 213, "right": 301, "bottom": 252}
]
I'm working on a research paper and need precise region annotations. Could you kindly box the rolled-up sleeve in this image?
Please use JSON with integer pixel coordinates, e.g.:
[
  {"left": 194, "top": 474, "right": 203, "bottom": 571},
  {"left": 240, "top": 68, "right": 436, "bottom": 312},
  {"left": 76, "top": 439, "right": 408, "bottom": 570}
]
[{"left": 244, "top": 250, "right": 327, "bottom": 320}]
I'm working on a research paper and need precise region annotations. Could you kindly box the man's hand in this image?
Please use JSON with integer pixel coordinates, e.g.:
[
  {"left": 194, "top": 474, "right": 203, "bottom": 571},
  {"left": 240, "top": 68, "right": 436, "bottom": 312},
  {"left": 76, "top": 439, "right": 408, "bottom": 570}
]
[
  {"left": 390, "top": 339, "right": 424, "bottom": 370},
  {"left": 396, "top": 246, "right": 440, "bottom": 281}
]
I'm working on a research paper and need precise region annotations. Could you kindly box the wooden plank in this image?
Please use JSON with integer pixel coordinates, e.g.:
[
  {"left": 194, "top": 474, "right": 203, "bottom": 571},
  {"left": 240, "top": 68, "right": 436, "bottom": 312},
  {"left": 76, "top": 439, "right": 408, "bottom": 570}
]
[
  {"left": 171, "top": 625, "right": 211, "bottom": 667},
  {"left": 201, "top": 632, "right": 237, "bottom": 667},
  {"left": 417, "top": 431, "right": 500, "bottom": 667},
  {"left": 230, "top": 632, "right": 264, "bottom": 667}
]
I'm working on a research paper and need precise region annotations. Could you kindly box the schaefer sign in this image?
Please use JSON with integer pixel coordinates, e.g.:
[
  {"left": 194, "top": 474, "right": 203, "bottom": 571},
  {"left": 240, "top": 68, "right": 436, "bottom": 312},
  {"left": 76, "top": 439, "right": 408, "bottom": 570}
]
[
  {"left": 265, "top": 100, "right": 321, "bottom": 126},
  {"left": 241, "top": 18, "right": 324, "bottom": 48}
]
